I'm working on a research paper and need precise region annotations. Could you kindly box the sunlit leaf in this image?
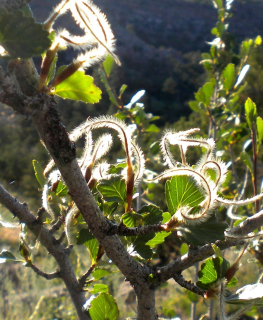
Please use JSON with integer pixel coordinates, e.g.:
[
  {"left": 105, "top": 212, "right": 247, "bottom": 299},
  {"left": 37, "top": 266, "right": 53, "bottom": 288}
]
[
  {"left": 92, "top": 268, "right": 110, "bottom": 281},
  {"left": 97, "top": 175, "right": 127, "bottom": 204},
  {"left": 145, "top": 124, "right": 160, "bottom": 133},
  {"left": 122, "top": 212, "right": 142, "bottom": 227},
  {"left": 197, "top": 256, "right": 229, "bottom": 290},
  {"left": 0, "top": 8, "right": 51, "bottom": 58},
  {"left": 119, "top": 84, "right": 128, "bottom": 98},
  {"left": 76, "top": 228, "right": 99, "bottom": 264},
  {"left": 257, "top": 116, "right": 263, "bottom": 150},
  {"left": 46, "top": 53, "right": 57, "bottom": 85},
  {"left": 55, "top": 181, "right": 68, "bottom": 197},
  {"left": 89, "top": 284, "right": 109, "bottom": 294},
  {"left": 84, "top": 292, "right": 119, "bottom": 320},
  {"left": 165, "top": 176, "right": 205, "bottom": 215},
  {"left": 245, "top": 98, "right": 257, "bottom": 129},
  {"left": 125, "top": 90, "right": 145, "bottom": 109},
  {"left": 235, "top": 65, "right": 250, "bottom": 88},
  {"left": 255, "top": 35, "right": 262, "bottom": 46},
  {"left": 52, "top": 66, "right": 101, "bottom": 103},
  {"left": 226, "top": 284, "right": 263, "bottom": 306},
  {"left": 146, "top": 231, "right": 171, "bottom": 248},
  {"left": 223, "top": 63, "right": 235, "bottom": 92},
  {"left": 103, "top": 54, "right": 114, "bottom": 77}
]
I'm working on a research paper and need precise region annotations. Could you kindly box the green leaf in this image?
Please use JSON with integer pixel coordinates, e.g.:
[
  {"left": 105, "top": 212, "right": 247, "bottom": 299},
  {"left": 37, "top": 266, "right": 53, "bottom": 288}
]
[
  {"left": 119, "top": 84, "right": 128, "bottom": 98},
  {"left": 257, "top": 116, "right": 263, "bottom": 150},
  {"left": 212, "top": 0, "right": 223, "bottom": 9},
  {"left": 0, "top": 8, "right": 51, "bottom": 58},
  {"left": 52, "top": 66, "right": 101, "bottom": 103},
  {"left": 89, "top": 284, "right": 109, "bottom": 294},
  {"left": 108, "top": 163, "right": 127, "bottom": 175},
  {"left": 241, "top": 152, "right": 254, "bottom": 178},
  {"left": 103, "top": 54, "right": 114, "bottom": 77},
  {"left": 222, "top": 63, "right": 235, "bottom": 92},
  {"left": 245, "top": 98, "right": 257, "bottom": 129},
  {"left": 227, "top": 277, "right": 238, "bottom": 288},
  {"left": 178, "top": 215, "right": 228, "bottom": 245},
  {"left": 32, "top": 160, "right": 46, "bottom": 188},
  {"left": 138, "top": 205, "right": 163, "bottom": 225},
  {"left": 55, "top": 181, "right": 68, "bottom": 197},
  {"left": 225, "top": 284, "right": 263, "bottom": 306},
  {"left": 189, "top": 101, "right": 202, "bottom": 113},
  {"left": 146, "top": 231, "right": 171, "bottom": 248},
  {"left": 255, "top": 35, "right": 262, "bottom": 46},
  {"left": 203, "top": 82, "right": 214, "bottom": 106},
  {"left": 97, "top": 175, "right": 127, "bottom": 204},
  {"left": 76, "top": 228, "right": 99, "bottom": 264},
  {"left": 0, "top": 250, "right": 22, "bottom": 263},
  {"left": 122, "top": 212, "right": 143, "bottom": 227},
  {"left": 197, "top": 256, "right": 229, "bottom": 290},
  {"left": 165, "top": 176, "right": 205, "bottom": 215},
  {"left": 145, "top": 124, "right": 160, "bottom": 133},
  {"left": 180, "top": 243, "right": 188, "bottom": 255},
  {"left": 162, "top": 212, "right": 171, "bottom": 223},
  {"left": 85, "top": 293, "right": 119, "bottom": 320},
  {"left": 46, "top": 53, "right": 57, "bottom": 85},
  {"left": 92, "top": 269, "right": 110, "bottom": 281}
]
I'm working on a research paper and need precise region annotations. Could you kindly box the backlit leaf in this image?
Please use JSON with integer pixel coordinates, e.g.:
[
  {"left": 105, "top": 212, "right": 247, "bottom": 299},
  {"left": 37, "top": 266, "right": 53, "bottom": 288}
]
[
  {"left": 197, "top": 256, "right": 229, "bottom": 290},
  {"left": 84, "top": 292, "right": 119, "bottom": 320},
  {"left": 97, "top": 175, "right": 127, "bottom": 204},
  {"left": 76, "top": 228, "right": 99, "bottom": 264},
  {"left": 245, "top": 98, "right": 257, "bottom": 129},
  {"left": 52, "top": 66, "right": 101, "bottom": 103},
  {"left": 165, "top": 176, "right": 205, "bottom": 215},
  {"left": 103, "top": 54, "right": 114, "bottom": 77},
  {"left": 223, "top": 63, "right": 235, "bottom": 92}
]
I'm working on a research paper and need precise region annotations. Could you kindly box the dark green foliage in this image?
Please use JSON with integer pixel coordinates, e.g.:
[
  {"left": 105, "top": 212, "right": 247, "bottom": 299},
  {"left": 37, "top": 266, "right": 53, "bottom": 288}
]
[{"left": 0, "top": 8, "right": 51, "bottom": 58}]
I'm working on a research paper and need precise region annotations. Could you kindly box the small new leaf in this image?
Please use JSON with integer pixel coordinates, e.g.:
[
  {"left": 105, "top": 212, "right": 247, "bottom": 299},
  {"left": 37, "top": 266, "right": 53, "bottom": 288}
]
[{"left": 245, "top": 98, "right": 257, "bottom": 129}]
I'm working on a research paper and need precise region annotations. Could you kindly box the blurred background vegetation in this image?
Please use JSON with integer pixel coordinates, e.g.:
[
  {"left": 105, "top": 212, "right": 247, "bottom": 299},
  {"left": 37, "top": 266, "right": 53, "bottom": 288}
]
[{"left": 1, "top": 0, "right": 263, "bottom": 319}]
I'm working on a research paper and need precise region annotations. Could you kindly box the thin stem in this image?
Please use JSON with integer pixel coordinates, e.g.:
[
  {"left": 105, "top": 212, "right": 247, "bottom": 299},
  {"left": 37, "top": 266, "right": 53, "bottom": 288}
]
[
  {"left": 29, "top": 263, "right": 61, "bottom": 280},
  {"left": 251, "top": 127, "right": 259, "bottom": 213},
  {"left": 229, "top": 144, "right": 239, "bottom": 184}
]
